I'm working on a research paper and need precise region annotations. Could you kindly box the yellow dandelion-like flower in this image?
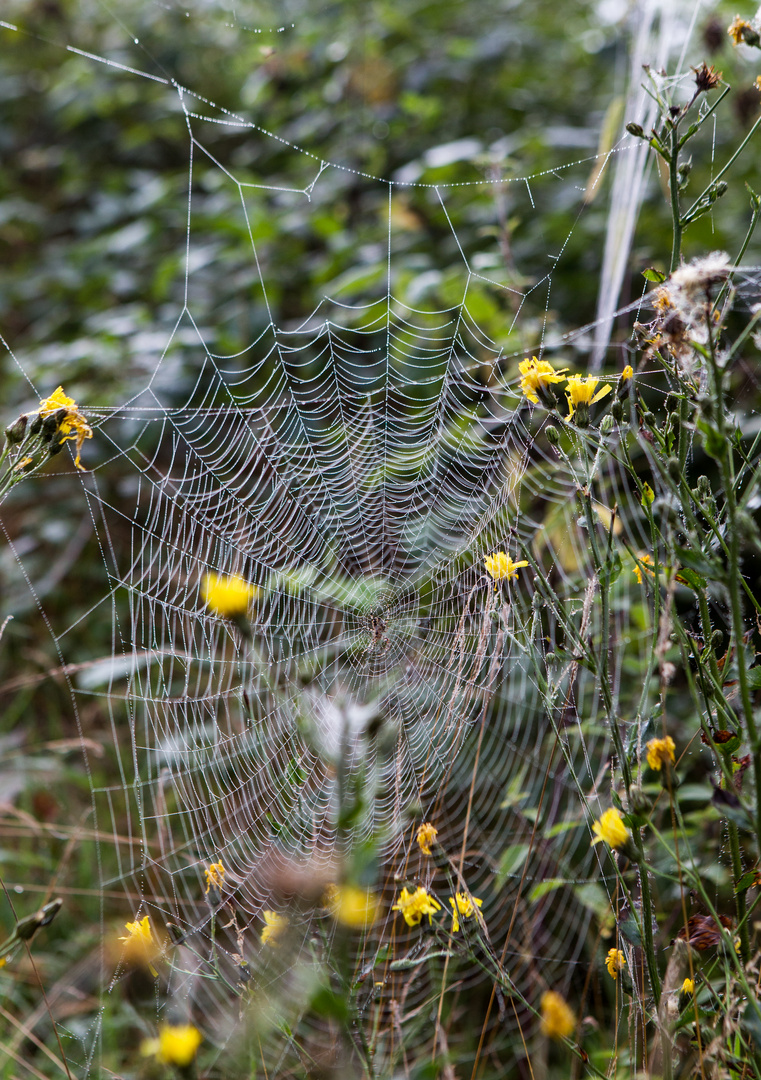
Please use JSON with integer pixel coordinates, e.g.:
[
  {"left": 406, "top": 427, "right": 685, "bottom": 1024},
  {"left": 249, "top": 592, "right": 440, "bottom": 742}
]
[
  {"left": 682, "top": 977, "right": 695, "bottom": 995},
  {"left": 36, "top": 385, "right": 93, "bottom": 470},
  {"left": 204, "top": 860, "right": 225, "bottom": 895},
  {"left": 591, "top": 807, "right": 631, "bottom": 851},
  {"left": 119, "top": 915, "right": 160, "bottom": 977},
  {"left": 633, "top": 552, "right": 655, "bottom": 585},
  {"left": 449, "top": 891, "right": 483, "bottom": 933},
  {"left": 324, "top": 884, "right": 379, "bottom": 928},
  {"left": 605, "top": 947, "right": 626, "bottom": 979},
  {"left": 518, "top": 356, "right": 568, "bottom": 405},
  {"left": 416, "top": 822, "right": 438, "bottom": 855},
  {"left": 565, "top": 374, "right": 612, "bottom": 420},
  {"left": 392, "top": 886, "right": 441, "bottom": 927},
  {"left": 202, "top": 572, "right": 257, "bottom": 618},
  {"left": 621, "top": 365, "right": 633, "bottom": 382},
  {"left": 646, "top": 736, "right": 676, "bottom": 771},
  {"left": 540, "top": 990, "right": 575, "bottom": 1040},
  {"left": 141, "top": 1024, "right": 203, "bottom": 1067},
  {"left": 728, "top": 15, "right": 754, "bottom": 45},
  {"left": 483, "top": 551, "right": 529, "bottom": 583},
  {"left": 260, "top": 910, "right": 289, "bottom": 946}
]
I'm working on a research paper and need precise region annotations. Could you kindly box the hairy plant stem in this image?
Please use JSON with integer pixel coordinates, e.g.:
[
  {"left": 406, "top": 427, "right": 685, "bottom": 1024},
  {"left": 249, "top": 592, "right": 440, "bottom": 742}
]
[
  {"left": 704, "top": 322, "right": 761, "bottom": 856},
  {"left": 669, "top": 121, "right": 682, "bottom": 273}
]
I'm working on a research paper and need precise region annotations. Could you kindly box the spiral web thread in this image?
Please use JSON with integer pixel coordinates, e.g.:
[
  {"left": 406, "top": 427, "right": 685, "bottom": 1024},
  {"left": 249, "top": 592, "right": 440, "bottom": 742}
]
[{"left": 2, "top": 10, "right": 756, "bottom": 1075}]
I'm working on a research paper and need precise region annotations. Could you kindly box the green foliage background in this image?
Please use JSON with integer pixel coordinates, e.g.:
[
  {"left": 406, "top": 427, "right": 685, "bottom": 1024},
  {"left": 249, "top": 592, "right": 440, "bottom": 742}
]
[{"left": 2, "top": 0, "right": 761, "bottom": 1076}]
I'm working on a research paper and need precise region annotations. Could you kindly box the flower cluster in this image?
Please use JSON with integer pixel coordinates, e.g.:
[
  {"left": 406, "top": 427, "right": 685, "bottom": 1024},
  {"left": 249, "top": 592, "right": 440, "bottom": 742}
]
[{"left": 517, "top": 356, "right": 628, "bottom": 427}]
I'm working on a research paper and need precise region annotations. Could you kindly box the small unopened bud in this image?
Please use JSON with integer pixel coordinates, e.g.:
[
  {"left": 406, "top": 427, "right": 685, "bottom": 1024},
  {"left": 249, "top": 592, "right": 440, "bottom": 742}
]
[
  {"left": 626, "top": 122, "right": 645, "bottom": 138},
  {"left": 711, "top": 629, "right": 724, "bottom": 650},
  {"left": 611, "top": 400, "right": 624, "bottom": 423},
  {"left": 668, "top": 458, "right": 682, "bottom": 482},
  {"left": 532, "top": 592, "right": 544, "bottom": 611},
  {"left": 629, "top": 788, "right": 651, "bottom": 815},
  {"left": 642, "top": 410, "right": 655, "bottom": 426},
  {"left": 697, "top": 475, "right": 712, "bottom": 497},
  {"left": 48, "top": 440, "right": 64, "bottom": 457},
  {"left": 4, "top": 415, "right": 28, "bottom": 444},
  {"left": 29, "top": 414, "right": 43, "bottom": 437},
  {"left": 600, "top": 414, "right": 615, "bottom": 435},
  {"left": 545, "top": 424, "right": 560, "bottom": 446}
]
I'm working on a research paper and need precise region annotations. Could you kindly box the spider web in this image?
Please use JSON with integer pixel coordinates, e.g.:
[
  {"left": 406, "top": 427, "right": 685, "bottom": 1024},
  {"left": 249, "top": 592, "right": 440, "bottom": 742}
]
[{"left": 0, "top": 3, "right": 750, "bottom": 1075}]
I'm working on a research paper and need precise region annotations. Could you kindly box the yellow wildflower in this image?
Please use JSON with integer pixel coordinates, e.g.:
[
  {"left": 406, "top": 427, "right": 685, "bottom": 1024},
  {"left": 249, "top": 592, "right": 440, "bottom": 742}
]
[
  {"left": 728, "top": 15, "right": 756, "bottom": 45},
  {"left": 324, "top": 884, "right": 379, "bottom": 928},
  {"left": 540, "top": 990, "right": 575, "bottom": 1039},
  {"left": 392, "top": 886, "right": 441, "bottom": 927},
  {"left": 633, "top": 552, "right": 654, "bottom": 585},
  {"left": 518, "top": 356, "right": 568, "bottom": 405},
  {"left": 641, "top": 482, "right": 655, "bottom": 506},
  {"left": 605, "top": 947, "right": 626, "bottom": 979},
  {"left": 682, "top": 977, "right": 695, "bottom": 995},
  {"left": 756, "top": 76, "right": 761, "bottom": 91},
  {"left": 141, "top": 1024, "right": 202, "bottom": 1067},
  {"left": 260, "top": 910, "right": 289, "bottom": 946},
  {"left": 449, "top": 891, "right": 483, "bottom": 933},
  {"left": 565, "top": 374, "right": 612, "bottom": 421},
  {"left": 202, "top": 572, "right": 257, "bottom": 617},
  {"left": 204, "top": 860, "right": 225, "bottom": 895},
  {"left": 36, "top": 385, "right": 93, "bottom": 470},
  {"left": 621, "top": 365, "right": 633, "bottom": 382},
  {"left": 483, "top": 551, "right": 529, "bottom": 583},
  {"left": 119, "top": 915, "right": 160, "bottom": 977},
  {"left": 416, "top": 822, "right": 438, "bottom": 855},
  {"left": 646, "top": 736, "right": 676, "bottom": 771},
  {"left": 591, "top": 807, "right": 631, "bottom": 851}
]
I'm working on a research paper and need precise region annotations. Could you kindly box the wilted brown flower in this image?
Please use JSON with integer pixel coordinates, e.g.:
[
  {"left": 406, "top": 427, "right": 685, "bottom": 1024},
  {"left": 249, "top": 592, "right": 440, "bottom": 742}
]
[{"left": 692, "top": 61, "right": 722, "bottom": 92}]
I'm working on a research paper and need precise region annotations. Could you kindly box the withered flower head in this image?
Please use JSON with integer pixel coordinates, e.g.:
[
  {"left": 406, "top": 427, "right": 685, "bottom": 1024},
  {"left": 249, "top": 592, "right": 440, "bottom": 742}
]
[{"left": 693, "top": 61, "right": 722, "bottom": 92}]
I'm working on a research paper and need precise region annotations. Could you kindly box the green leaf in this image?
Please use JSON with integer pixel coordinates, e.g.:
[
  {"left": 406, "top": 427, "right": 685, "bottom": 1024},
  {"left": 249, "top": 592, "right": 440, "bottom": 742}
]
[
  {"left": 642, "top": 267, "right": 666, "bottom": 283},
  {"left": 494, "top": 844, "right": 530, "bottom": 892},
  {"left": 747, "top": 667, "right": 761, "bottom": 691},
  {"left": 744, "top": 998, "right": 761, "bottom": 1049},
  {"left": 529, "top": 878, "right": 566, "bottom": 902},
  {"left": 618, "top": 914, "right": 642, "bottom": 948},
  {"left": 675, "top": 566, "right": 707, "bottom": 591},
  {"left": 674, "top": 545, "right": 724, "bottom": 582},
  {"left": 735, "top": 870, "right": 758, "bottom": 894}
]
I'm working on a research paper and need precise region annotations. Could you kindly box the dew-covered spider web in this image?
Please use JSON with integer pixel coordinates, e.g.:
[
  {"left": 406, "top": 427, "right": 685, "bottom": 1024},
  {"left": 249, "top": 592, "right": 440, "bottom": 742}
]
[{"left": 2, "top": 1, "right": 760, "bottom": 1075}]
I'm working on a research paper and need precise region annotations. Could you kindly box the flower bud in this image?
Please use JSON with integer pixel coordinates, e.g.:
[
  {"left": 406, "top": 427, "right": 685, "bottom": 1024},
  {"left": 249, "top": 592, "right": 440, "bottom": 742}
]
[
  {"left": 626, "top": 122, "right": 645, "bottom": 138},
  {"left": 545, "top": 424, "right": 560, "bottom": 446},
  {"left": 611, "top": 400, "right": 624, "bottom": 423},
  {"left": 4, "top": 415, "right": 28, "bottom": 444},
  {"left": 29, "top": 414, "right": 43, "bottom": 437},
  {"left": 668, "top": 458, "right": 682, "bottom": 482},
  {"left": 600, "top": 414, "right": 615, "bottom": 435}
]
